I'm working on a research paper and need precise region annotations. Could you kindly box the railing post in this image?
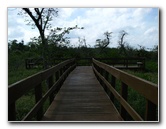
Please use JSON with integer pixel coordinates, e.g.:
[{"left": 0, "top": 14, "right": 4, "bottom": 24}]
[
  {"left": 110, "top": 75, "right": 116, "bottom": 103},
  {"left": 101, "top": 70, "right": 107, "bottom": 92},
  {"left": 48, "top": 76, "right": 54, "bottom": 104},
  {"left": 104, "top": 71, "right": 110, "bottom": 94},
  {"left": 99, "top": 67, "right": 103, "bottom": 85},
  {"left": 56, "top": 70, "right": 62, "bottom": 92},
  {"left": 120, "top": 82, "right": 128, "bottom": 120},
  {"left": 105, "top": 71, "right": 109, "bottom": 81},
  {"left": 56, "top": 71, "right": 59, "bottom": 81},
  {"left": 145, "top": 100, "right": 157, "bottom": 121},
  {"left": 60, "top": 67, "right": 63, "bottom": 76},
  {"left": 8, "top": 102, "right": 16, "bottom": 121},
  {"left": 35, "top": 83, "right": 43, "bottom": 120}
]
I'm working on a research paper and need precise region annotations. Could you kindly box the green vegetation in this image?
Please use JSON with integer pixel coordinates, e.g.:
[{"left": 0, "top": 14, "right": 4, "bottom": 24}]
[
  {"left": 112, "top": 60, "right": 158, "bottom": 120},
  {"left": 8, "top": 68, "right": 41, "bottom": 85},
  {"left": 8, "top": 38, "right": 158, "bottom": 121},
  {"left": 8, "top": 8, "right": 158, "bottom": 121}
]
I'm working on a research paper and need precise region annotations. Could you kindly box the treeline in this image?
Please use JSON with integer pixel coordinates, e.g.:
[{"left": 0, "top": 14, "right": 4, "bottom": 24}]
[{"left": 8, "top": 38, "right": 158, "bottom": 71}]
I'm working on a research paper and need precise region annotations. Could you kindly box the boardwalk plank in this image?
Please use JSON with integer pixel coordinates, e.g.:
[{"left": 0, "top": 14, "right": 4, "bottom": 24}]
[{"left": 42, "top": 66, "right": 123, "bottom": 121}]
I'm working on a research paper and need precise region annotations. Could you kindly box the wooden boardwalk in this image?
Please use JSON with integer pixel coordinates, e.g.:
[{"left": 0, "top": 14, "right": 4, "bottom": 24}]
[{"left": 42, "top": 66, "right": 123, "bottom": 121}]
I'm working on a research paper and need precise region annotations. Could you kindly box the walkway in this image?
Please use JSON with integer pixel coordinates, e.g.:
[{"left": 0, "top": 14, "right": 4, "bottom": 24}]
[{"left": 42, "top": 66, "right": 123, "bottom": 121}]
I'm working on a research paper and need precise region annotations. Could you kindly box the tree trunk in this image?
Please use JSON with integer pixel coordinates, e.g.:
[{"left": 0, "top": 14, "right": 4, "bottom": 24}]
[{"left": 40, "top": 32, "right": 48, "bottom": 69}]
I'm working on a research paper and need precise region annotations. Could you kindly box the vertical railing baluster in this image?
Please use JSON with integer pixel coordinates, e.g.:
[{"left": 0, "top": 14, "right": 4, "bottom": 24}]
[
  {"left": 100, "top": 69, "right": 106, "bottom": 91},
  {"left": 103, "top": 70, "right": 109, "bottom": 94},
  {"left": 48, "top": 76, "right": 54, "bottom": 104},
  {"left": 145, "top": 100, "right": 157, "bottom": 121},
  {"left": 8, "top": 102, "right": 16, "bottom": 121},
  {"left": 110, "top": 75, "right": 116, "bottom": 103},
  {"left": 55, "top": 70, "right": 60, "bottom": 93},
  {"left": 120, "top": 82, "right": 128, "bottom": 120},
  {"left": 99, "top": 67, "right": 103, "bottom": 85},
  {"left": 56, "top": 70, "right": 59, "bottom": 81},
  {"left": 35, "top": 83, "right": 43, "bottom": 120}
]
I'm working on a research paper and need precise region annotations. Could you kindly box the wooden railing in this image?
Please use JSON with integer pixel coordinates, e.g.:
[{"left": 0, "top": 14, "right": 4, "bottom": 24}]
[
  {"left": 92, "top": 58, "right": 158, "bottom": 121},
  {"left": 95, "top": 57, "right": 145, "bottom": 70},
  {"left": 25, "top": 57, "right": 145, "bottom": 70},
  {"left": 8, "top": 58, "right": 76, "bottom": 121},
  {"left": 25, "top": 58, "right": 43, "bottom": 69}
]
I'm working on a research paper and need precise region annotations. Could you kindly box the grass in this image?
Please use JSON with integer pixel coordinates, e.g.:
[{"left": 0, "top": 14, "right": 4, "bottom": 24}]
[
  {"left": 103, "top": 60, "right": 158, "bottom": 121},
  {"left": 15, "top": 87, "right": 50, "bottom": 121},
  {"left": 8, "top": 68, "right": 42, "bottom": 85},
  {"left": 9, "top": 60, "right": 158, "bottom": 121},
  {"left": 123, "top": 70, "right": 158, "bottom": 84},
  {"left": 13, "top": 79, "right": 53, "bottom": 121},
  {"left": 16, "top": 91, "right": 35, "bottom": 120},
  {"left": 112, "top": 66, "right": 158, "bottom": 120},
  {"left": 8, "top": 67, "right": 51, "bottom": 121}
]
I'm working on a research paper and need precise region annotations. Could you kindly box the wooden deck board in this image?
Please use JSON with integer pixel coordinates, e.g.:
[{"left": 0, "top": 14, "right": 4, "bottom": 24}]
[{"left": 42, "top": 66, "right": 123, "bottom": 121}]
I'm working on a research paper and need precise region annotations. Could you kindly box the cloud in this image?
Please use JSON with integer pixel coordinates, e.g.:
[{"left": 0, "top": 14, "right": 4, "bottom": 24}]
[
  {"left": 58, "top": 8, "right": 77, "bottom": 19},
  {"left": 8, "top": 8, "right": 158, "bottom": 49},
  {"left": 65, "top": 8, "right": 155, "bottom": 47},
  {"left": 8, "top": 8, "right": 40, "bottom": 42},
  {"left": 8, "top": 28, "right": 24, "bottom": 39},
  {"left": 144, "top": 27, "right": 158, "bottom": 36}
]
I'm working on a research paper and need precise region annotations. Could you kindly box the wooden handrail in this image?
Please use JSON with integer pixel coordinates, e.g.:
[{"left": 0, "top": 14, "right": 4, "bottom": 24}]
[
  {"left": 8, "top": 58, "right": 76, "bottom": 121},
  {"left": 92, "top": 58, "right": 158, "bottom": 121},
  {"left": 26, "top": 57, "right": 145, "bottom": 70}
]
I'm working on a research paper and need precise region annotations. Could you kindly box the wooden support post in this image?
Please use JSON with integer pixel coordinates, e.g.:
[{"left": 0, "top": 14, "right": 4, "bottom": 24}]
[
  {"left": 110, "top": 75, "right": 116, "bottom": 103},
  {"left": 145, "top": 100, "right": 157, "bottom": 121},
  {"left": 48, "top": 76, "right": 54, "bottom": 104},
  {"left": 56, "top": 71, "right": 59, "bottom": 81},
  {"left": 104, "top": 71, "right": 109, "bottom": 95},
  {"left": 96, "top": 65, "right": 99, "bottom": 79},
  {"left": 8, "top": 102, "right": 16, "bottom": 121},
  {"left": 54, "top": 70, "right": 60, "bottom": 93},
  {"left": 120, "top": 82, "right": 128, "bottom": 120},
  {"left": 105, "top": 71, "right": 109, "bottom": 81},
  {"left": 60, "top": 68, "right": 63, "bottom": 76},
  {"left": 101, "top": 70, "right": 107, "bottom": 92},
  {"left": 99, "top": 67, "right": 103, "bottom": 85},
  {"left": 35, "top": 83, "right": 43, "bottom": 120}
]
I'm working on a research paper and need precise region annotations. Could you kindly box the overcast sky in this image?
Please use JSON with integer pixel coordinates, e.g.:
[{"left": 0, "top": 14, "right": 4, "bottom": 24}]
[{"left": 8, "top": 8, "right": 159, "bottom": 49}]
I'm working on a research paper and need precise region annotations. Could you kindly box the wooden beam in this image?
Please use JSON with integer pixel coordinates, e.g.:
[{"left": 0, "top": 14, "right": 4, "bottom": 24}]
[
  {"left": 93, "top": 65, "right": 143, "bottom": 121},
  {"left": 93, "top": 58, "right": 158, "bottom": 105}
]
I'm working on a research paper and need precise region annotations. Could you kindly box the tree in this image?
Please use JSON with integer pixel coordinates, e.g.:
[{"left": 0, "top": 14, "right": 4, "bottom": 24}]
[
  {"left": 95, "top": 31, "right": 112, "bottom": 53},
  {"left": 137, "top": 45, "right": 147, "bottom": 57},
  {"left": 78, "top": 36, "right": 87, "bottom": 48},
  {"left": 48, "top": 25, "right": 84, "bottom": 47},
  {"left": 118, "top": 30, "right": 128, "bottom": 56},
  {"left": 22, "top": 8, "right": 58, "bottom": 69},
  {"left": 8, "top": 39, "right": 25, "bottom": 52}
]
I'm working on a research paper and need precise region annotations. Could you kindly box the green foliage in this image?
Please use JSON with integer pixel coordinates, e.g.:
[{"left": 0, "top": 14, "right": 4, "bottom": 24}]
[
  {"left": 16, "top": 93, "right": 35, "bottom": 120},
  {"left": 127, "top": 88, "right": 146, "bottom": 120},
  {"left": 15, "top": 84, "right": 50, "bottom": 121},
  {"left": 8, "top": 68, "right": 41, "bottom": 85},
  {"left": 145, "top": 60, "right": 158, "bottom": 72},
  {"left": 8, "top": 37, "right": 158, "bottom": 121},
  {"left": 112, "top": 70, "right": 157, "bottom": 120}
]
